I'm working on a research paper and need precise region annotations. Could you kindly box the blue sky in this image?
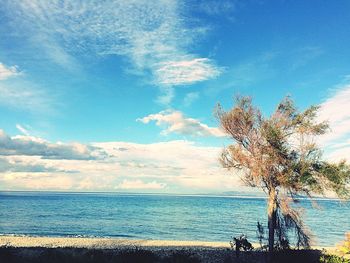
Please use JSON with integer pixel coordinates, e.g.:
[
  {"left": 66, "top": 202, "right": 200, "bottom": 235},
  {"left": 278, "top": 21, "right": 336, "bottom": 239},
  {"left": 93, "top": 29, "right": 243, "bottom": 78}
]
[{"left": 1, "top": 0, "right": 350, "bottom": 193}]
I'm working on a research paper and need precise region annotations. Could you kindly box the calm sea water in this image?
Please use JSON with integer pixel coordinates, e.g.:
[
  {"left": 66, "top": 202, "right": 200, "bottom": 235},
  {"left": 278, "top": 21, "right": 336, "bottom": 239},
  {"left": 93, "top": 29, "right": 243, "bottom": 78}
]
[{"left": 0, "top": 192, "right": 349, "bottom": 246}]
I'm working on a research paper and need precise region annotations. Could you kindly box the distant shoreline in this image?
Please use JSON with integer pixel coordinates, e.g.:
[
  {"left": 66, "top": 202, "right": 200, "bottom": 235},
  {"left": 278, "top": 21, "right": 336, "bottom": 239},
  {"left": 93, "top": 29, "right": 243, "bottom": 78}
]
[
  {"left": 0, "top": 190, "right": 344, "bottom": 201},
  {"left": 0, "top": 190, "right": 265, "bottom": 197}
]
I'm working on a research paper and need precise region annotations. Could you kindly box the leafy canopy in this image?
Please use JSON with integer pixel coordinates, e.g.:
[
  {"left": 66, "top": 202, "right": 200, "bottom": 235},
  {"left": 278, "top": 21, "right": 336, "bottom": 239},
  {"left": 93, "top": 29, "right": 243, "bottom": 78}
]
[
  {"left": 216, "top": 96, "right": 350, "bottom": 247},
  {"left": 217, "top": 96, "right": 350, "bottom": 198}
]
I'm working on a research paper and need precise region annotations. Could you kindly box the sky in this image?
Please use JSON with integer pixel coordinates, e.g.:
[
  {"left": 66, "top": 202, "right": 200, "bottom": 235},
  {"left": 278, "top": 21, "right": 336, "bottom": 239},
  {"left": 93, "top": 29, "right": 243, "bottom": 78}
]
[{"left": 0, "top": 0, "right": 350, "bottom": 193}]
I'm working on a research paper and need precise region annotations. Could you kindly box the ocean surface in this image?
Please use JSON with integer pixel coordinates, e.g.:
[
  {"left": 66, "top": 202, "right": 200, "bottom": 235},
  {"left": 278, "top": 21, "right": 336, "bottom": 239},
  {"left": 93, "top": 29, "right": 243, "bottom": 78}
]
[{"left": 0, "top": 191, "right": 349, "bottom": 246}]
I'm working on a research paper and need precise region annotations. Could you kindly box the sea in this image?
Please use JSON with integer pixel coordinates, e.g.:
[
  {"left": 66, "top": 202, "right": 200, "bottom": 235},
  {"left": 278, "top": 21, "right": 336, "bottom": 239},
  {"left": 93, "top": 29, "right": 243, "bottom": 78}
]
[{"left": 0, "top": 191, "right": 349, "bottom": 246}]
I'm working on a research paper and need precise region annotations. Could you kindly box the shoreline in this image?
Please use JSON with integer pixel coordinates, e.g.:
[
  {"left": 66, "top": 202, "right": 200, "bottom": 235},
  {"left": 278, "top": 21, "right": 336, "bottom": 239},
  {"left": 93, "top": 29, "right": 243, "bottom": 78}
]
[
  {"left": 0, "top": 235, "right": 231, "bottom": 249},
  {"left": 0, "top": 235, "right": 336, "bottom": 251}
]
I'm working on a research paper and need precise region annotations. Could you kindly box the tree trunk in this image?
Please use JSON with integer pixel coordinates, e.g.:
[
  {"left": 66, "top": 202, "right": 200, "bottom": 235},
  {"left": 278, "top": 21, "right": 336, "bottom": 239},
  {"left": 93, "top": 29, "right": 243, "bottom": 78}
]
[{"left": 267, "top": 188, "right": 277, "bottom": 259}]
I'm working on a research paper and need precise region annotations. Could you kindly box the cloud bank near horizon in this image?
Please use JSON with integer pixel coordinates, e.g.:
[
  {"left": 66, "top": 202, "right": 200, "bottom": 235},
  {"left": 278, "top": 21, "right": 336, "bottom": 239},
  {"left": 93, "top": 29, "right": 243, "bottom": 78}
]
[
  {"left": 0, "top": 129, "right": 237, "bottom": 192},
  {"left": 2, "top": 79, "right": 350, "bottom": 194}
]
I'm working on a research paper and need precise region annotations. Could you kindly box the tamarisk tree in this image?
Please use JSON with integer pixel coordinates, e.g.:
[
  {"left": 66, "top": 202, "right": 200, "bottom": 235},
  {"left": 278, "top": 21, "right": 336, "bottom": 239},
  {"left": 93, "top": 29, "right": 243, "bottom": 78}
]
[{"left": 216, "top": 96, "right": 350, "bottom": 254}]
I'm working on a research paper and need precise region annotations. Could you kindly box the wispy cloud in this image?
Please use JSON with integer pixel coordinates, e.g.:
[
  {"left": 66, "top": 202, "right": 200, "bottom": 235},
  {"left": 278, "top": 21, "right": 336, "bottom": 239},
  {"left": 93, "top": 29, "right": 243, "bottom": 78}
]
[
  {"left": 197, "top": 0, "right": 236, "bottom": 18},
  {"left": 183, "top": 92, "right": 200, "bottom": 107},
  {"left": 156, "top": 87, "right": 175, "bottom": 106},
  {"left": 16, "top": 124, "right": 31, "bottom": 136},
  {"left": 0, "top": 63, "right": 20, "bottom": 80},
  {"left": 314, "top": 76, "right": 350, "bottom": 162},
  {"left": 155, "top": 58, "right": 222, "bottom": 86},
  {"left": 205, "top": 52, "right": 277, "bottom": 95},
  {"left": 318, "top": 84, "right": 350, "bottom": 145},
  {"left": 317, "top": 80, "right": 350, "bottom": 161},
  {"left": 138, "top": 110, "right": 225, "bottom": 137},
  {"left": 0, "top": 80, "right": 54, "bottom": 113},
  {"left": 0, "top": 62, "right": 54, "bottom": 113},
  {"left": 7, "top": 0, "right": 222, "bottom": 102},
  {"left": 289, "top": 46, "right": 324, "bottom": 71}
]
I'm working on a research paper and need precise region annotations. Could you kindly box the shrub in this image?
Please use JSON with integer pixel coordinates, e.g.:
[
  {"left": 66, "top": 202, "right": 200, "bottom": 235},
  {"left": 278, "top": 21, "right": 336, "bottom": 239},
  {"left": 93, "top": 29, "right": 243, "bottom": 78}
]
[
  {"left": 338, "top": 233, "right": 350, "bottom": 255},
  {"left": 230, "top": 234, "right": 254, "bottom": 258},
  {"left": 319, "top": 254, "right": 350, "bottom": 263}
]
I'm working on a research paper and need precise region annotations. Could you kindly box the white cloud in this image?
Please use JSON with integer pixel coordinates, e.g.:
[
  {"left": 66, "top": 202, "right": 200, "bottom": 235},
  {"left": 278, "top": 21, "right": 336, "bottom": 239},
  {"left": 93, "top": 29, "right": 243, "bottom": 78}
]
[
  {"left": 2, "top": 172, "right": 75, "bottom": 190},
  {"left": 0, "top": 129, "right": 239, "bottom": 192},
  {"left": 317, "top": 83, "right": 350, "bottom": 161},
  {"left": 0, "top": 129, "right": 105, "bottom": 160},
  {"left": 7, "top": 0, "right": 222, "bottom": 102},
  {"left": 138, "top": 110, "right": 226, "bottom": 137},
  {"left": 116, "top": 179, "right": 166, "bottom": 190},
  {"left": 94, "top": 140, "right": 238, "bottom": 191},
  {"left": 155, "top": 58, "right": 222, "bottom": 86},
  {"left": 0, "top": 63, "right": 20, "bottom": 80},
  {"left": 318, "top": 85, "right": 350, "bottom": 143}
]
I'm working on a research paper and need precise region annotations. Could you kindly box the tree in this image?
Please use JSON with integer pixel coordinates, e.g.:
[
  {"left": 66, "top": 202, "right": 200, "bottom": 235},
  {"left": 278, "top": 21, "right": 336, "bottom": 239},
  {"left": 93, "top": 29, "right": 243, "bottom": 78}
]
[{"left": 216, "top": 96, "right": 350, "bottom": 256}]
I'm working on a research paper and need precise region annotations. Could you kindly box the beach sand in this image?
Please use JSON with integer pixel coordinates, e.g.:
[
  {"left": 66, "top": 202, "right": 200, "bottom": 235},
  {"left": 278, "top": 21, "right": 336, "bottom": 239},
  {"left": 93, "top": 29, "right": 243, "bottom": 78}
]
[{"left": 0, "top": 235, "right": 230, "bottom": 249}]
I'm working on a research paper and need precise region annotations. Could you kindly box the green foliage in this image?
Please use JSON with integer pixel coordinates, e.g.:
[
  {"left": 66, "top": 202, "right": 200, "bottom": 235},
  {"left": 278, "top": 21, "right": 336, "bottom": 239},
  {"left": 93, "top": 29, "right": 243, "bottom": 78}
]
[
  {"left": 320, "top": 254, "right": 350, "bottom": 263},
  {"left": 320, "top": 162, "right": 350, "bottom": 198}
]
